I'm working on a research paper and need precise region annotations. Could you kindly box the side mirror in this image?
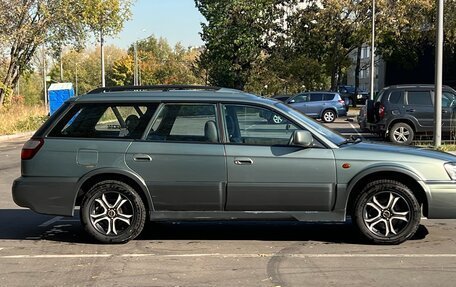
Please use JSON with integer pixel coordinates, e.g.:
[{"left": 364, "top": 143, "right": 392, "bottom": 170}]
[
  {"left": 289, "top": 130, "right": 314, "bottom": 148},
  {"left": 288, "top": 99, "right": 295, "bottom": 104}
]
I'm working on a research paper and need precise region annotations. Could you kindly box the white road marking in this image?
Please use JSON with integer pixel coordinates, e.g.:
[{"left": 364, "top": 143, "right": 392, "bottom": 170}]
[
  {"left": 3, "top": 253, "right": 456, "bottom": 259},
  {"left": 348, "top": 121, "right": 364, "bottom": 139},
  {"left": 38, "top": 216, "right": 64, "bottom": 227}
]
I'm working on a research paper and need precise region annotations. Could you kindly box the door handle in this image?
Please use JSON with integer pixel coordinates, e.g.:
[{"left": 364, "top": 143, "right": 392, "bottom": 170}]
[
  {"left": 133, "top": 154, "right": 152, "bottom": 162},
  {"left": 234, "top": 158, "right": 253, "bottom": 165},
  {"left": 442, "top": 109, "right": 449, "bottom": 114},
  {"left": 406, "top": 109, "right": 415, "bottom": 112}
]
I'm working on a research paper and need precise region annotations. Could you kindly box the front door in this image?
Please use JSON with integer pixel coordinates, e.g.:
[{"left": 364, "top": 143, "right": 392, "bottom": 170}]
[
  {"left": 126, "top": 103, "right": 227, "bottom": 211},
  {"left": 223, "top": 104, "right": 337, "bottom": 212}
]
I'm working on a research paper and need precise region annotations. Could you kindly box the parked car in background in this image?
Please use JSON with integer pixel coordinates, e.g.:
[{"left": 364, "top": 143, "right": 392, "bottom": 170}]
[
  {"left": 358, "top": 84, "right": 456, "bottom": 145},
  {"left": 286, "top": 91, "right": 347, "bottom": 123},
  {"left": 13, "top": 85, "right": 456, "bottom": 245},
  {"left": 337, "top": 85, "right": 369, "bottom": 106},
  {"left": 271, "top": 94, "right": 291, "bottom": 102}
]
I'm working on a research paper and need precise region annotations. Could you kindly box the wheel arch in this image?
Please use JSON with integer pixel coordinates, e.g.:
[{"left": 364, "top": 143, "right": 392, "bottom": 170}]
[
  {"left": 320, "top": 107, "right": 338, "bottom": 119},
  {"left": 73, "top": 168, "right": 154, "bottom": 213},
  {"left": 345, "top": 168, "right": 429, "bottom": 218},
  {"left": 387, "top": 118, "right": 417, "bottom": 134}
]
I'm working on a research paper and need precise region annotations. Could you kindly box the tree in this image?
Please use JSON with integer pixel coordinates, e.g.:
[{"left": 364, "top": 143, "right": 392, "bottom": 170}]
[
  {"left": 0, "top": 0, "right": 132, "bottom": 107},
  {"left": 195, "top": 0, "right": 294, "bottom": 90}
]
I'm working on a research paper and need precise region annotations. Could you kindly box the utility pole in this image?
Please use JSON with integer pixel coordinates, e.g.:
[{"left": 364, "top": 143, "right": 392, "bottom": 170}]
[
  {"left": 100, "top": 31, "right": 106, "bottom": 87},
  {"left": 42, "top": 47, "right": 48, "bottom": 114},
  {"left": 75, "top": 63, "right": 79, "bottom": 97},
  {"left": 370, "top": 0, "right": 376, "bottom": 101},
  {"left": 60, "top": 49, "right": 64, "bottom": 82},
  {"left": 134, "top": 41, "right": 139, "bottom": 86},
  {"left": 434, "top": 0, "right": 444, "bottom": 148}
]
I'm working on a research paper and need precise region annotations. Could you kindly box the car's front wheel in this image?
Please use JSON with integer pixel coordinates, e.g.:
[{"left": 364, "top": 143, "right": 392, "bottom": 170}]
[
  {"left": 80, "top": 180, "right": 146, "bottom": 244},
  {"left": 353, "top": 179, "right": 421, "bottom": 244}
]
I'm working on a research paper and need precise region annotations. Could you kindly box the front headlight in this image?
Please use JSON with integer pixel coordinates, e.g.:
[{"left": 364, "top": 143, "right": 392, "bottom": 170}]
[{"left": 444, "top": 162, "right": 456, "bottom": 180}]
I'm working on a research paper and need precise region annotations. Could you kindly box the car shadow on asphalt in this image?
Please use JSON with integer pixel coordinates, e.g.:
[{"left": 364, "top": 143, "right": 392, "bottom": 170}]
[{"left": 0, "top": 209, "right": 429, "bottom": 245}]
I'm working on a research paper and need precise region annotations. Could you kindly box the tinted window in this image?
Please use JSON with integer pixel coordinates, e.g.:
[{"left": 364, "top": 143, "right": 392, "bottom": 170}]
[
  {"left": 309, "top": 94, "right": 323, "bottom": 101},
  {"left": 388, "top": 91, "right": 404, "bottom": 104},
  {"left": 442, "top": 92, "right": 456, "bottom": 108},
  {"left": 147, "top": 104, "right": 218, "bottom": 143},
  {"left": 407, "top": 91, "right": 432, "bottom": 106},
  {"left": 323, "top": 94, "right": 335, "bottom": 101},
  {"left": 292, "top": 94, "right": 308, "bottom": 103},
  {"left": 223, "top": 105, "right": 298, "bottom": 145},
  {"left": 49, "top": 104, "right": 158, "bottom": 139}
]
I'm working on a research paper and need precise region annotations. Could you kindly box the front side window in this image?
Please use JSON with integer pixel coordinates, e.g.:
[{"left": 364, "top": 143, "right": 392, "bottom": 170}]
[
  {"left": 223, "top": 104, "right": 298, "bottom": 145},
  {"left": 291, "top": 94, "right": 308, "bottom": 103},
  {"left": 407, "top": 91, "right": 432, "bottom": 106},
  {"left": 147, "top": 104, "right": 219, "bottom": 143},
  {"left": 49, "top": 104, "right": 158, "bottom": 139}
]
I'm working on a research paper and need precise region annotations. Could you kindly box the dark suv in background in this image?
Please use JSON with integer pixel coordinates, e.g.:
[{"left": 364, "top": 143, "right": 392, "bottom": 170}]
[{"left": 358, "top": 84, "right": 456, "bottom": 145}]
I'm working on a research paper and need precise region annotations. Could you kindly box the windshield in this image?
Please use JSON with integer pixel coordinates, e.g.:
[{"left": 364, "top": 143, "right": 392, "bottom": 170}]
[{"left": 275, "top": 102, "right": 347, "bottom": 145}]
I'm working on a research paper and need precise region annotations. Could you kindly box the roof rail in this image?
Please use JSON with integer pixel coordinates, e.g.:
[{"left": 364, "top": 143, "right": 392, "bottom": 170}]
[{"left": 87, "top": 85, "right": 221, "bottom": 94}]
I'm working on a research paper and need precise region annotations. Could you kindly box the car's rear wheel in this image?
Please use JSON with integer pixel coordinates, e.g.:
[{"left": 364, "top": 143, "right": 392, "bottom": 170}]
[
  {"left": 322, "top": 109, "right": 336, "bottom": 123},
  {"left": 353, "top": 179, "right": 421, "bottom": 244},
  {"left": 80, "top": 180, "right": 146, "bottom": 244},
  {"left": 270, "top": 114, "right": 284, "bottom": 124},
  {"left": 389, "top": 122, "right": 414, "bottom": 145}
]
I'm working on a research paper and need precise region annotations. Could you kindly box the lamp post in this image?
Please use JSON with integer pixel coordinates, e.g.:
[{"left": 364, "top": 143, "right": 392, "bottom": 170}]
[
  {"left": 100, "top": 31, "right": 105, "bottom": 87},
  {"left": 370, "top": 0, "right": 375, "bottom": 101},
  {"left": 134, "top": 41, "right": 138, "bottom": 86},
  {"left": 434, "top": 0, "right": 444, "bottom": 147}
]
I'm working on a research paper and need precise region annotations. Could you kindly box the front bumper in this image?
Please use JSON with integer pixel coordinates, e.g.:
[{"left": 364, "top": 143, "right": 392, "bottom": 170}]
[
  {"left": 12, "top": 176, "right": 79, "bottom": 216},
  {"left": 426, "top": 181, "right": 456, "bottom": 219}
]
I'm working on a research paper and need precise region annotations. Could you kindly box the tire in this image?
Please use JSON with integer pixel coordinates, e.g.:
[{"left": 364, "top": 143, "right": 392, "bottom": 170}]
[
  {"left": 352, "top": 179, "right": 421, "bottom": 244},
  {"left": 366, "top": 100, "right": 375, "bottom": 123},
  {"left": 80, "top": 180, "right": 146, "bottom": 244},
  {"left": 389, "top": 122, "right": 414, "bottom": 145},
  {"left": 322, "top": 109, "right": 336, "bottom": 123}
]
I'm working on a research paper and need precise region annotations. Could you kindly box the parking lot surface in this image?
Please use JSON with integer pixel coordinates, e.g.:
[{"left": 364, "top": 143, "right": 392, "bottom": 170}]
[{"left": 2, "top": 122, "right": 456, "bottom": 286}]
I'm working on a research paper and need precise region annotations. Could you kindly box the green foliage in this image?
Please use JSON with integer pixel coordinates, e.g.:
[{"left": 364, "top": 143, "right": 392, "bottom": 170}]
[
  {"left": 0, "top": 0, "right": 133, "bottom": 107},
  {"left": 14, "top": 115, "right": 48, "bottom": 132},
  {"left": 195, "top": 0, "right": 293, "bottom": 90}
]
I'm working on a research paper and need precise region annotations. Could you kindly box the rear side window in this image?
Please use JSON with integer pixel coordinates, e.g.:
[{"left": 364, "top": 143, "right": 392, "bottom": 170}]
[
  {"left": 407, "top": 91, "right": 432, "bottom": 106},
  {"left": 323, "top": 94, "right": 335, "bottom": 101},
  {"left": 309, "top": 94, "right": 323, "bottom": 101},
  {"left": 48, "top": 104, "right": 158, "bottom": 139},
  {"left": 388, "top": 91, "right": 404, "bottom": 105},
  {"left": 147, "top": 104, "right": 219, "bottom": 143}
]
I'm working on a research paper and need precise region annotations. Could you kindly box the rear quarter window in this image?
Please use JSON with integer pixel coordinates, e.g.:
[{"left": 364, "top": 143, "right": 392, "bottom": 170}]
[
  {"left": 388, "top": 91, "right": 404, "bottom": 105},
  {"left": 48, "top": 103, "right": 159, "bottom": 139}
]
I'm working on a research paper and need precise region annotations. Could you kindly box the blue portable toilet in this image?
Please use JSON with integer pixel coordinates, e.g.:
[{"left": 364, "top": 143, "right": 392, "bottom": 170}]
[{"left": 48, "top": 83, "right": 74, "bottom": 115}]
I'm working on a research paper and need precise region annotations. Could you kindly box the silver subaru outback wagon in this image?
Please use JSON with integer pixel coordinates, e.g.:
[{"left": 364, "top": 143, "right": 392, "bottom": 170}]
[{"left": 12, "top": 85, "right": 456, "bottom": 244}]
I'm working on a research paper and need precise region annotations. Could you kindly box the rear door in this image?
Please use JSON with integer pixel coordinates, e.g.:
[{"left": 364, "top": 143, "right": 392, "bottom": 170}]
[
  {"left": 405, "top": 90, "right": 434, "bottom": 130},
  {"left": 125, "top": 103, "right": 227, "bottom": 211}
]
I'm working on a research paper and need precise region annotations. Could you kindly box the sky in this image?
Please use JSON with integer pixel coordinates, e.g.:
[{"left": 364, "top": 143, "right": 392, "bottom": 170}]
[{"left": 107, "top": 0, "right": 205, "bottom": 49}]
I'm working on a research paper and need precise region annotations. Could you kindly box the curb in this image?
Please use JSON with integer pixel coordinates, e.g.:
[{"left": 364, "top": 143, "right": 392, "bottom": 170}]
[{"left": 0, "top": 131, "right": 35, "bottom": 142}]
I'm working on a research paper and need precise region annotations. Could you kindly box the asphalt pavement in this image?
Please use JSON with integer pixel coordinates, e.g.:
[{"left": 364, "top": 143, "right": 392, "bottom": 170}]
[{"left": 1, "top": 122, "right": 456, "bottom": 286}]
